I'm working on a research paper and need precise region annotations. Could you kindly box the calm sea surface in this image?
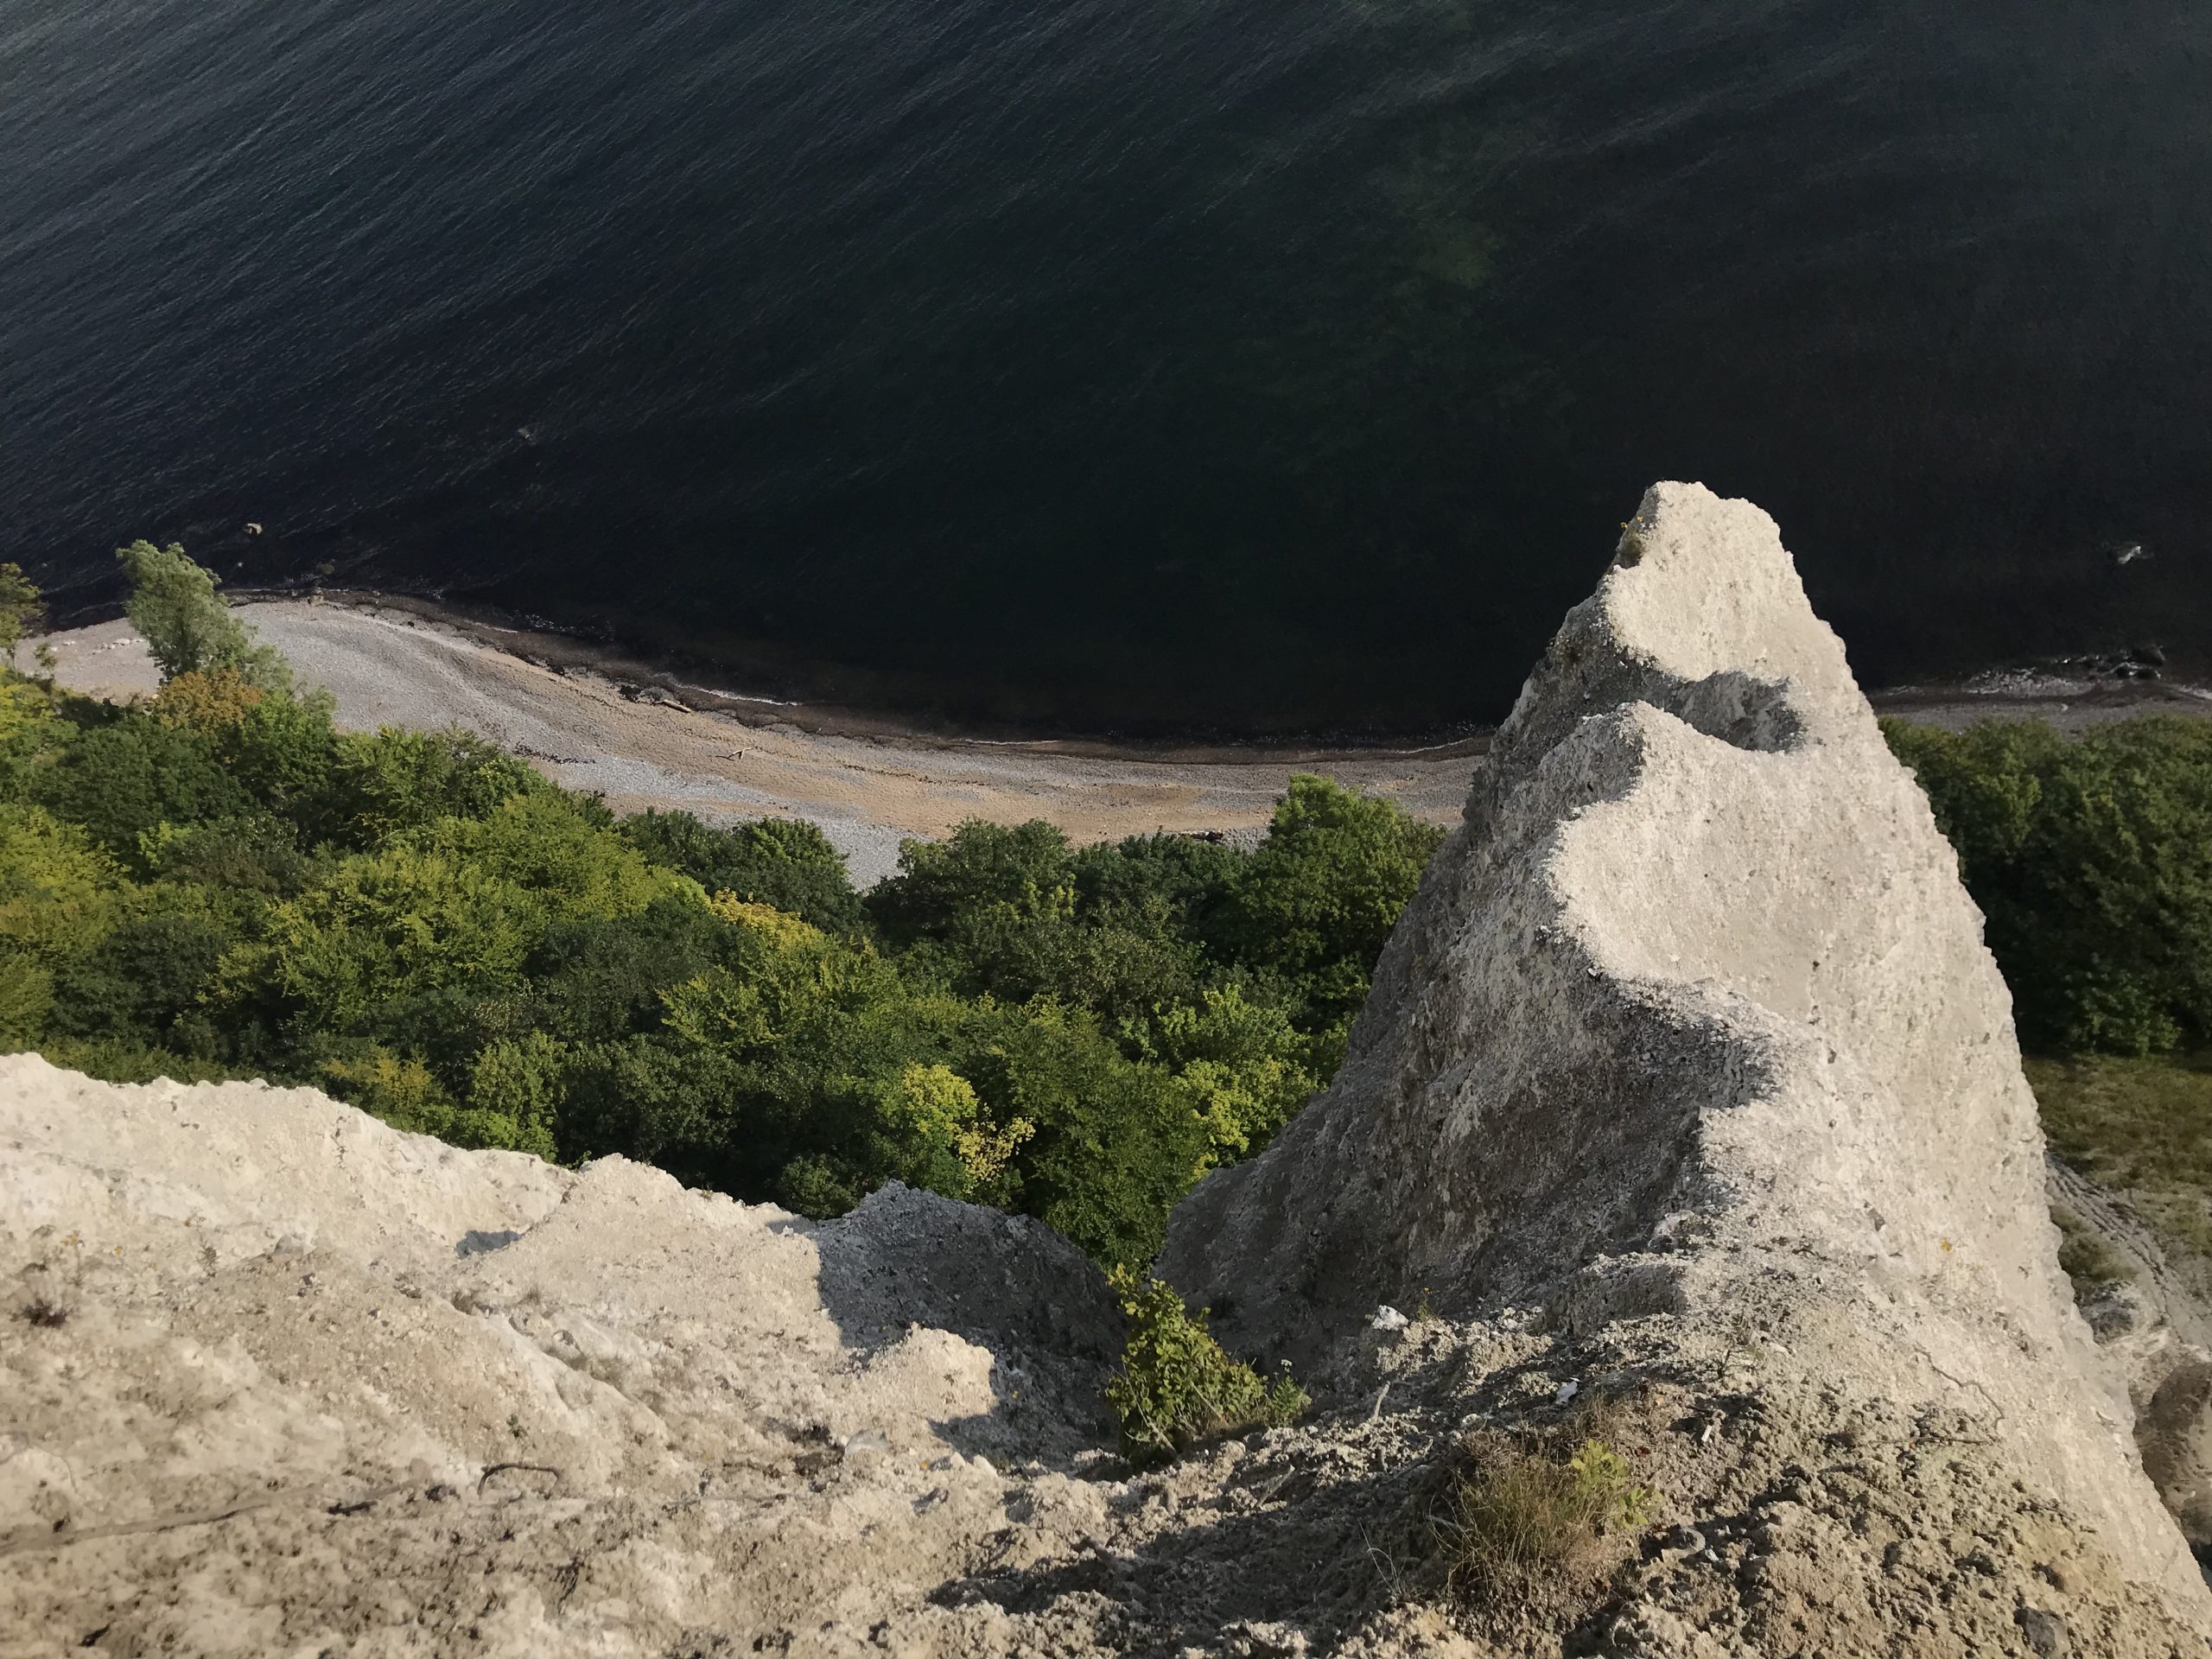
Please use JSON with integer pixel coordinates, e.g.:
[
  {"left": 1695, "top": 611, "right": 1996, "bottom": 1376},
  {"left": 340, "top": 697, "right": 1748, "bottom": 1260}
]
[{"left": 3, "top": 0, "right": 2208, "bottom": 732}]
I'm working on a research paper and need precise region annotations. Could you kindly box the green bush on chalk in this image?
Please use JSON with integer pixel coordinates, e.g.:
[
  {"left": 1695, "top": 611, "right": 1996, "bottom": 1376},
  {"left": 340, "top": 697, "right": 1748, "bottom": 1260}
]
[{"left": 1103, "top": 1267, "right": 1308, "bottom": 1463}]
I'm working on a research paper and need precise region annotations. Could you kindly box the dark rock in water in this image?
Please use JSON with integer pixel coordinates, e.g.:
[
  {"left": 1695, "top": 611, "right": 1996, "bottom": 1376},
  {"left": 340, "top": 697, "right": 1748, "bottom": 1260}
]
[{"left": 2131, "top": 642, "right": 2169, "bottom": 668}]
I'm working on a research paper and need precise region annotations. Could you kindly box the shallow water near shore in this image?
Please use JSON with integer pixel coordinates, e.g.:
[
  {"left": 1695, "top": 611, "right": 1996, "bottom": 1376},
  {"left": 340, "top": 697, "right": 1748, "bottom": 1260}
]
[{"left": 5, "top": 0, "right": 2209, "bottom": 733}]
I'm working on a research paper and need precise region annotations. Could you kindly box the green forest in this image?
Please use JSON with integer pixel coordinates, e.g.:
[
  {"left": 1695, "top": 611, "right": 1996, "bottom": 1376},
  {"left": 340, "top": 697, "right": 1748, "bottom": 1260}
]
[
  {"left": 0, "top": 545, "right": 1440, "bottom": 1268},
  {"left": 3, "top": 543, "right": 2211, "bottom": 1276}
]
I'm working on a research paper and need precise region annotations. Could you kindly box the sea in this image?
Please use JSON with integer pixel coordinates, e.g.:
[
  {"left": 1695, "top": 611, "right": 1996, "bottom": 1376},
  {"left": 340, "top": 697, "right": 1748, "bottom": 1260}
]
[{"left": 3, "top": 0, "right": 2208, "bottom": 734}]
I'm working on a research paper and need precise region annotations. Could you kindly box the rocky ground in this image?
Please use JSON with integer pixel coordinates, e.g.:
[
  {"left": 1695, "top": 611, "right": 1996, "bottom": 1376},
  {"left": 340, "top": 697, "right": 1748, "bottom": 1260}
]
[{"left": 7, "top": 1053, "right": 2205, "bottom": 1659}]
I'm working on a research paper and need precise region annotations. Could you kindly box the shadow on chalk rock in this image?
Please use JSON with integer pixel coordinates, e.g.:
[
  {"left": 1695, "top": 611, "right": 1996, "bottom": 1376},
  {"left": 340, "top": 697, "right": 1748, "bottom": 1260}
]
[{"left": 806, "top": 1182, "right": 1126, "bottom": 1465}]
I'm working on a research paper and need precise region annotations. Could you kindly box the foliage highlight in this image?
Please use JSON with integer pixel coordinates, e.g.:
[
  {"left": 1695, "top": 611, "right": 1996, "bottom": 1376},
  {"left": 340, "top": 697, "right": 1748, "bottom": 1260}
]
[{"left": 1103, "top": 1268, "right": 1308, "bottom": 1463}]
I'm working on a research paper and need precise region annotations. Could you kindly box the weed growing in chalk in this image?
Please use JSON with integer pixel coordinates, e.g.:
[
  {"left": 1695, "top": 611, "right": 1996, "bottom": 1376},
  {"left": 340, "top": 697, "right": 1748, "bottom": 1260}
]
[
  {"left": 1104, "top": 1268, "right": 1308, "bottom": 1463},
  {"left": 1438, "top": 1418, "right": 1657, "bottom": 1610}
]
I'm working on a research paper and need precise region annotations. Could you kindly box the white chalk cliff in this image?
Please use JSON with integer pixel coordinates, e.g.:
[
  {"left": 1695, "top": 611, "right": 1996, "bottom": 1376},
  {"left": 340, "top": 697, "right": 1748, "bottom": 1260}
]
[{"left": 5, "top": 483, "right": 2209, "bottom": 1656}]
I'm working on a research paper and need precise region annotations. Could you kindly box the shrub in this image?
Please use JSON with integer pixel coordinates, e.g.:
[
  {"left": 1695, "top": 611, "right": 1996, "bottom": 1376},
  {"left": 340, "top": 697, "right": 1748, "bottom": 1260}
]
[
  {"left": 139, "top": 817, "right": 317, "bottom": 898},
  {"left": 867, "top": 819, "right": 1084, "bottom": 1003},
  {"left": 0, "top": 677, "right": 68, "bottom": 802},
  {"left": 321, "top": 726, "right": 550, "bottom": 849},
  {"left": 1071, "top": 830, "right": 1242, "bottom": 925},
  {"left": 621, "top": 810, "right": 861, "bottom": 933},
  {"left": 1001, "top": 906, "right": 1207, "bottom": 1029},
  {"left": 0, "top": 563, "right": 45, "bottom": 660},
  {"left": 1209, "top": 775, "right": 1444, "bottom": 1047},
  {"left": 0, "top": 953, "right": 53, "bottom": 1046},
  {"left": 958, "top": 1002, "right": 1210, "bottom": 1267},
  {"left": 223, "top": 690, "right": 343, "bottom": 835},
  {"left": 414, "top": 792, "right": 683, "bottom": 923},
  {"left": 319, "top": 1049, "right": 459, "bottom": 1134},
  {"left": 0, "top": 804, "right": 124, "bottom": 963},
  {"left": 229, "top": 842, "right": 546, "bottom": 1033},
  {"left": 650, "top": 910, "right": 1019, "bottom": 1206},
  {"left": 320, "top": 1046, "right": 552, "bottom": 1154},
  {"left": 525, "top": 895, "right": 741, "bottom": 1045},
  {"left": 29, "top": 715, "right": 256, "bottom": 868},
  {"left": 149, "top": 668, "right": 264, "bottom": 733},
  {"left": 1141, "top": 984, "right": 1319, "bottom": 1167},
  {"left": 46, "top": 910, "right": 235, "bottom": 1046},
  {"left": 1103, "top": 1268, "right": 1308, "bottom": 1463},
  {"left": 854, "top": 1059, "right": 1030, "bottom": 1207},
  {"left": 466, "top": 1032, "right": 569, "bottom": 1159},
  {"left": 869, "top": 819, "right": 1077, "bottom": 949},
  {"left": 35, "top": 1039, "right": 233, "bottom": 1087}
]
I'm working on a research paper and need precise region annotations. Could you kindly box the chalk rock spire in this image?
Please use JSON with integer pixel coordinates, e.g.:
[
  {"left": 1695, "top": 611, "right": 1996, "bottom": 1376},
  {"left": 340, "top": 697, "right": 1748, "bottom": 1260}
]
[{"left": 1160, "top": 480, "right": 2212, "bottom": 1618}]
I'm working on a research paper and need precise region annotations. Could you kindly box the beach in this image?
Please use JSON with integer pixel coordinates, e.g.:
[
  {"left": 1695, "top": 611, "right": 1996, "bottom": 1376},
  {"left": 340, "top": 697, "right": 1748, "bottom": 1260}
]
[
  {"left": 28, "top": 594, "right": 2209, "bottom": 886},
  {"left": 25, "top": 598, "right": 1482, "bottom": 884}
]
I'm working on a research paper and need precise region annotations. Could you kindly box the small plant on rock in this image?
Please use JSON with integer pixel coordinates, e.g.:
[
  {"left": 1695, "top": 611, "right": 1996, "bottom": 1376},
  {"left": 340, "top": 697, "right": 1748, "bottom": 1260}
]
[
  {"left": 1103, "top": 1268, "right": 1308, "bottom": 1463},
  {"left": 1440, "top": 1422, "right": 1657, "bottom": 1610}
]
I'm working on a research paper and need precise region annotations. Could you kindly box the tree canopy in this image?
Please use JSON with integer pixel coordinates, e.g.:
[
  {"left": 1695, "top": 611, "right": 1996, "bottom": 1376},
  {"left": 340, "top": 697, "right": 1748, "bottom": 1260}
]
[
  {"left": 1886, "top": 716, "right": 2212, "bottom": 1055},
  {"left": 117, "top": 539, "right": 292, "bottom": 691},
  {"left": 0, "top": 543, "right": 1448, "bottom": 1265}
]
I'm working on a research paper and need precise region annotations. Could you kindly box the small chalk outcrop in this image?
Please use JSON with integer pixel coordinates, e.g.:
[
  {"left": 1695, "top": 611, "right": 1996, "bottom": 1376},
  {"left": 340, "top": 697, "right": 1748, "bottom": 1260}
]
[{"left": 1162, "top": 481, "right": 2212, "bottom": 1635}]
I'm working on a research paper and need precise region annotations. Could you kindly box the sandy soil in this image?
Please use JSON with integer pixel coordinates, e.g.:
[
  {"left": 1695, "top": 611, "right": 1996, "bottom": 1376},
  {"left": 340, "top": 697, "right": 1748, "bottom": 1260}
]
[{"left": 22, "top": 601, "right": 1481, "bottom": 884}]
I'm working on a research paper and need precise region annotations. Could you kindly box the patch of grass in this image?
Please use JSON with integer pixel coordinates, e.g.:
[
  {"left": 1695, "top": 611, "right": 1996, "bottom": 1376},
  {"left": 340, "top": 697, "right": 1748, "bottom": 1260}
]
[
  {"left": 1438, "top": 1421, "right": 1657, "bottom": 1611},
  {"left": 1103, "top": 1268, "right": 1308, "bottom": 1464},
  {"left": 2029, "top": 1054, "right": 2212, "bottom": 1263},
  {"left": 2050, "top": 1204, "right": 2134, "bottom": 1296},
  {"left": 2030, "top": 1052, "right": 2212, "bottom": 1190}
]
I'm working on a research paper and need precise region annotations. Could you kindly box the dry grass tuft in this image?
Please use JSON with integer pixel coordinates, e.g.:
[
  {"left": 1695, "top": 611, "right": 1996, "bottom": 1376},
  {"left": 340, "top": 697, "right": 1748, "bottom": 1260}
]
[{"left": 1435, "top": 1412, "right": 1657, "bottom": 1614}]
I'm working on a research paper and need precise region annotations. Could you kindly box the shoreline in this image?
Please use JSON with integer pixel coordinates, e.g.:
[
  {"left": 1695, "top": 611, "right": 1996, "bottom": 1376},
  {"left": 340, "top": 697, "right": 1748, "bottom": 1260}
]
[
  {"left": 26, "top": 594, "right": 2209, "bottom": 886},
  {"left": 234, "top": 588, "right": 1496, "bottom": 764},
  {"left": 248, "top": 585, "right": 2212, "bottom": 753},
  {"left": 23, "top": 601, "right": 1487, "bottom": 885}
]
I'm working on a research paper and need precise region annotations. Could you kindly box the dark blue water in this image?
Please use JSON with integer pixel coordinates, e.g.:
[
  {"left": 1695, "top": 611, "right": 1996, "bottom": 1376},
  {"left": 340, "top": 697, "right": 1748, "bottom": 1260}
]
[{"left": 4, "top": 0, "right": 2209, "bottom": 732}]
